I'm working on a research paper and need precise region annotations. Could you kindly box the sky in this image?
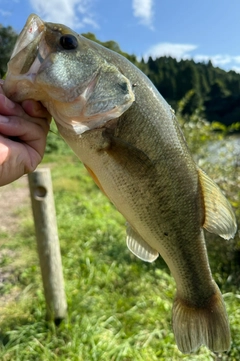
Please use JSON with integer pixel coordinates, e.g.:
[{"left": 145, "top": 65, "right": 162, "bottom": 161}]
[{"left": 1, "top": 0, "right": 240, "bottom": 72}]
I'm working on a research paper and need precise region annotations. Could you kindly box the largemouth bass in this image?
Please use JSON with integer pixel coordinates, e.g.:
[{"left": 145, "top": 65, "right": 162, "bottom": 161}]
[{"left": 3, "top": 14, "right": 237, "bottom": 354}]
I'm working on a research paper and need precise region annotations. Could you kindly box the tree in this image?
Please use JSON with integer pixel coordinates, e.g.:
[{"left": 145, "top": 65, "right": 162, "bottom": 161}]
[
  {"left": 0, "top": 25, "right": 17, "bottom": 77},
  {"left": 206, "top": 79, "right": 230, "bottom": 100},
  {"left": 82, "top": 32, "right": 138, "bottom": 65}
]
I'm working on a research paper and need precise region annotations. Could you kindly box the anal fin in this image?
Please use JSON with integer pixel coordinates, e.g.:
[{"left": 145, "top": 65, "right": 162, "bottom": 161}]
[
  {"left": 126, "top": 224, "right": 159, "bottom": 262},
  {"left": 198, "top": 168, "right": 237, "bottom": 239}
]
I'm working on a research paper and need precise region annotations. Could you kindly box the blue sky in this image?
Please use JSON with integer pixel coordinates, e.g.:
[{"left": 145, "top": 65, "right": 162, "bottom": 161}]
[{"left": 1, "top": 0, "right": 240, "bottom": 72}]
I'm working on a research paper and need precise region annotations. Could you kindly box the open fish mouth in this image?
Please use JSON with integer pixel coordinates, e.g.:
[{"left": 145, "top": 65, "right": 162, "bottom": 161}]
[
  {"left": 3, "top": 14, "right": 53, "bottom": 101},
  {"left": 4, "top": 12, "right": 135, "bottom": 118},
  {"left": 8, "top": 14, "right": 46, "bottom": 78}
]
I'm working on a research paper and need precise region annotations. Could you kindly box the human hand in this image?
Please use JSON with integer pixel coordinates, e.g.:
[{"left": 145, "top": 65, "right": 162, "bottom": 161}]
[{"left": 0, "top": 84, "right": 50, "bottom": 186}]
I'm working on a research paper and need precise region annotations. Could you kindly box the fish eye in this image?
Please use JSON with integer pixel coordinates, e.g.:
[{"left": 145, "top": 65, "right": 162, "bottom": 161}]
[{"left": 59, "top": 34, "right": 78, "bottom": 50}]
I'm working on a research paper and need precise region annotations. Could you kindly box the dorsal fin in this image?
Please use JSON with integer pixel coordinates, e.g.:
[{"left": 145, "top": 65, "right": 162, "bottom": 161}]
[
  {"left": 198, "top": 168, "right": 237, "bottom": 239},
  {"left": 126, "top": 224, "right": 159, "bottom": 262}
]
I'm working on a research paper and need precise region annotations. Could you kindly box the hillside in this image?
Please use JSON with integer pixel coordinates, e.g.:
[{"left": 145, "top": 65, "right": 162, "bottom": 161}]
[
  {"left": 83, "top": 32, "right": 240, "bottom": 126},
  {"left": 1, "top": 26, "right": 240, "bottom": 126}
]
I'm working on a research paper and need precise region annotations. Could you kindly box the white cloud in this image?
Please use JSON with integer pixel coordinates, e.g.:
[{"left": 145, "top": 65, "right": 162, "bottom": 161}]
[
  {"left": 143, "top": 42, "right": 240, "bottom": 72},
  {"left": 231, "top": 66, "right": 240, "bottom": 73},
  {"left": 195, "top": 54, "right": 232, "bottom": 66},
  {"left": 28, "top": 0, "right": 98, "bottom": 29},
  {"left": 143, "top": 42, "right": 198, "bottom": 61},
  {"left": 233, "top": 56, "right": 240, "bottom": 64},
  {"left": 132, "top": 0, "right": 154, "bottom": 29},
  {"left": 194, "top": 54, "right": 240, "bottom": 71}
]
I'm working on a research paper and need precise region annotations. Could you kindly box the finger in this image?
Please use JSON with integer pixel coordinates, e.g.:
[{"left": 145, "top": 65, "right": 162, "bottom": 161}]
[
  {"left": 0, "top": 132, "right": 43, "bottom": 185},
  {"left": 0, "top": 93, "right": 17, "bottom": 113},
  {"left": 0, "top": 93, "right": 31, "bottom": 122},
  {"left": 0, "top": 94, "right": 50, "bottom": 134},
  {"left": 22, "top": 100, "right": 51, "bottom": 123},
  {"left": 0, "top": 84, "right": 51, "bottom": 132},
  {"left": 0, "top": 84, "right": 51, "bottom": 122},
  {"left": 0, "top": 113, "right": 49, "bottom": 140}
]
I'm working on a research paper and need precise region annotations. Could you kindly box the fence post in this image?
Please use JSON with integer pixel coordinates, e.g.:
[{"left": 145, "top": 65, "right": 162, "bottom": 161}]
[{"left": 28, "top": 168, "right": 67, "bottom": 324}]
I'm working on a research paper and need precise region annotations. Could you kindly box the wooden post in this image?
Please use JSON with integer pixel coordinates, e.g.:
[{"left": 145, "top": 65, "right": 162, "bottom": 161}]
[{"left": 28, "top": 168, "right": 67, "bottom": 324}]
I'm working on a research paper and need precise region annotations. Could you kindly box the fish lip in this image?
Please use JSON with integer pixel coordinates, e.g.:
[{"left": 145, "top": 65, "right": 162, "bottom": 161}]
[
  {"left": 3, "top": 14, "right": 46, "bottom": 100},
  {"left": 9, "top": 14, "right": 46, "bottom": 77},
  {"left": 11, "top": 14, "right": 44, "bottom": 60}
]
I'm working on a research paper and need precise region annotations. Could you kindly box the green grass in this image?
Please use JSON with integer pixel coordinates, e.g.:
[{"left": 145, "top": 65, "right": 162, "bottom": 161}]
[{"left": 0, "top": 142, "right": 240, "bottom": 360}]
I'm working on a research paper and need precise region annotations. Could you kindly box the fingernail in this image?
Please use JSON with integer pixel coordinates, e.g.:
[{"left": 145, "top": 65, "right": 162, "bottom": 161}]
[
  {"left": 4, "top": 96, "right": 15, "bottom": 109},
  {"left": 0, "top": 116, "right": 9, "bottom": 123}
]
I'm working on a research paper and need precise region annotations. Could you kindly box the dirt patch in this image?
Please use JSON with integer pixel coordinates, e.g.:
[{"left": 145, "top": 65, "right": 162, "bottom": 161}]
[
  {"left": 0, "top": 175, "right": 31, "bottom": 238},
  {"left": 0, "top": 176, "right": 31, "bottom": 307}
]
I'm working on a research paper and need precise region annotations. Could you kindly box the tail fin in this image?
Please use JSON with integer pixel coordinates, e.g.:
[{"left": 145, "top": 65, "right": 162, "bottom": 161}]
[{"left": 172, "top": 283, "right": 231, "bottom": 353}]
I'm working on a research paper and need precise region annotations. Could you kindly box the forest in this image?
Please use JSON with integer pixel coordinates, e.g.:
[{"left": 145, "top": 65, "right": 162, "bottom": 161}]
[
  {"left": 83, "top": 32, "right": 240, "bottom": 126},
  {"left": 1, "top": 25, "right": 240, "bottom": 126}
]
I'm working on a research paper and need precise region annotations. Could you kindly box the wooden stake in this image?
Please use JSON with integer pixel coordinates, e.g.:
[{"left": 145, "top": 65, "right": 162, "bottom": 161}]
[{"left": 28, "top": 168, "right": 67, "bottom": 323}]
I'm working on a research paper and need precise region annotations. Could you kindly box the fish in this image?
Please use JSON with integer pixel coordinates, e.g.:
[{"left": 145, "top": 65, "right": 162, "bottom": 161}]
[{"left": 3, "top": 14, "right": 237, "bottom": 354}]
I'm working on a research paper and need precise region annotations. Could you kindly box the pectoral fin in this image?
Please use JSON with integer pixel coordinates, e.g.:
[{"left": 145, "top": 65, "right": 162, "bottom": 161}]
[
  {"left": 126, "top": 224, "right": 159, "bottom": 262},
  {"left": 198, "top": 168, "right": 237, "bottom": 239}
]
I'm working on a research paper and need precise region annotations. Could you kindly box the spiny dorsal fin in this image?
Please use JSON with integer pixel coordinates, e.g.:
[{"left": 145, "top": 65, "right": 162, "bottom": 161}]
[
  {"left": 126, "top": 224, "right": 159, "bottom": 262},
  {"left": 198, "top": 168, "right": 237, "bottom": 239}
]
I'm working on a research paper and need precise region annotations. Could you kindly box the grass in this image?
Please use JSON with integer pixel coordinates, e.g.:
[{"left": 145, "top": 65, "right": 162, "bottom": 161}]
[{"left": 0, "top": 136, "right": 240, "bottom": 360}]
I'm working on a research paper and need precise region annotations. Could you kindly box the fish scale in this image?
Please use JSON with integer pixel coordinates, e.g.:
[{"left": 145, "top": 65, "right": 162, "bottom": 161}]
[{"left": 3, "top": 14, "right": 237, "bottom": 354}]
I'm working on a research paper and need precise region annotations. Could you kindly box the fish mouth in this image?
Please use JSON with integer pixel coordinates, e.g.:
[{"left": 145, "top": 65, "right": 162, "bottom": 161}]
[
  {"left": 3, "top": 14, "right": 49, "bottom": 100},
  {"left": 7, "top": 14, "right": 46, "bottom": 80}
]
